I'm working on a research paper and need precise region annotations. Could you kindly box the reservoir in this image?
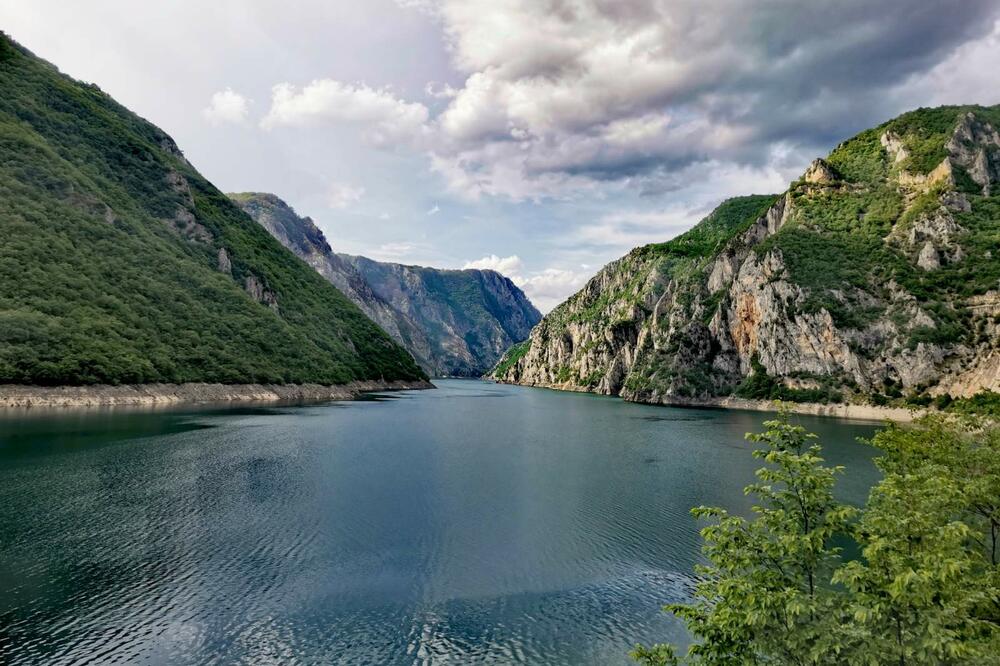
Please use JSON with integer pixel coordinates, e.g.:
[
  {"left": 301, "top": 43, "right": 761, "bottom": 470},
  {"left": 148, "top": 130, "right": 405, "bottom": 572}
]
[{"left": 0, "top": 379, "right": 880, "bottom": 664}]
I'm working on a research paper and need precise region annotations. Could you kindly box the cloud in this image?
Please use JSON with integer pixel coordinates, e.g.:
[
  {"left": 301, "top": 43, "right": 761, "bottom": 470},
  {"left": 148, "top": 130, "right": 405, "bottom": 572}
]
[
  {"left": 260, "top": 79, "right": 429, "bottom": 146},
  {"left": 365, "top": 241, "right": 436, "bottom": 263},
  {"left": 418, "top": 0, "right": 1000, "bottom": 199},
  {"left": 516, "top": 269, "right": 588, "bottom": 313},
  {"left": 899, "top": 19, "right": 1000, "bottom": 108},
  {"left": 202, "top": 88, "right": 249, "bottom": 125},
  {"left": 240, "top": 2, "right": 999, "bottom": 203},
  {"left": 579, "top": 207, "right": 705, "bottom": 250},
  {"left": 426, "top": 204, "right": 440, "bottom": 216},
  {"left": 327, "top": 181, "right": 365, "bottom": 209},
  {"left": 462, "top": 253, "right": 585, "bottom": 312},
  {"left": 463, "top": 254, "right": 523, "bottom": 275}
]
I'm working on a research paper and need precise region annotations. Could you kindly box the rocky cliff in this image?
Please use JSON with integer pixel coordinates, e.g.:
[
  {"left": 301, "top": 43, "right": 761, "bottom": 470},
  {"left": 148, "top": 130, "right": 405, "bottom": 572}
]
[
  {"left": 231, "top": 193, "right": 541, "bottom": 376},
  {"left": 494, "top": 106, "right": 1000, "bottom": 408}
]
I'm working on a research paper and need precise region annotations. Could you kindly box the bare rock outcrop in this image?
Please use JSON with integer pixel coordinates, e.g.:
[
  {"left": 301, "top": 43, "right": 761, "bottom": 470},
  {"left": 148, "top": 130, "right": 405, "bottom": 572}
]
[{"left": 244, "top": 274, "right": 279, "bottom": 312}]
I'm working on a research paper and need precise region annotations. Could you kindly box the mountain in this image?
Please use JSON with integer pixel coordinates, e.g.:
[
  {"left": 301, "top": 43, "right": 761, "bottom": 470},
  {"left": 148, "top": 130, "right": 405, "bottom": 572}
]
[
  {"left": 494, "top": 105, "right": 1000, "bottom": 408},
  {"left": 230, "top": 193, "right": 542, "bottom": 376},
  {"left": 0, "top": 33, "right": 425, "bottom": 387}
]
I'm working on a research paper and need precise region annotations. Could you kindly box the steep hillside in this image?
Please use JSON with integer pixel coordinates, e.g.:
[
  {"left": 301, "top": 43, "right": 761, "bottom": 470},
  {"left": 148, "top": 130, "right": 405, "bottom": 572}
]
[
  {"left": 495, "top": 105, "right": 1000, "bottom": 408},
  {"left": 0, "top": 33, "right": 425, "bottom": 386},
  {"left": 231, "top": 193, "right": 542, "bottom": 376}
]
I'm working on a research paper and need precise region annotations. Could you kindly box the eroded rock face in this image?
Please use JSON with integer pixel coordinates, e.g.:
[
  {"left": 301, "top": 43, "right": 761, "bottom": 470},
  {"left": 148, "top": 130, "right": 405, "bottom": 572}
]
[
  {"left": 881, "top": 131, "right": 909, "bottom": 163},
  {"left": 803, "top": 158, "right": 839, "bottom": 184},
  {"left": 244, "top": 274, "right": 279, "bottom": 312},
  {"left": 217, "top": 247, "right": 232, "bottom": 275},
  {"left": 169, "top": 206, "right": 212, "bottom": 243},
  {"left": 948, "top": 112, "right": 1000, "bottom": 195},
  {"left": 495, "top": 109, "right": 1000, "bottom": 405},
  {"left": 918, "top": 242, "right": 941, "bottom": 271}
]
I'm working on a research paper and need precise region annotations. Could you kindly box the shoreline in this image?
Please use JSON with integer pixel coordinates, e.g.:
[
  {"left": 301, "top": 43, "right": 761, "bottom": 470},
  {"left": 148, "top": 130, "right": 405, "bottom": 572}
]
[
  {"left": 0, "top": 379, "right": 435, "bottom": 409},
  {"left": 492, "top": 380, "right": 920, "bottom": 422},
  {"left": 644, "top": 395, "right": 919, "bottom": 423}
]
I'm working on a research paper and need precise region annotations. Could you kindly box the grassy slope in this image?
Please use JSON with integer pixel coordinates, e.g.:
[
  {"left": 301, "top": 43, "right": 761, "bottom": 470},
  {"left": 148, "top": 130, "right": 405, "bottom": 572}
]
[{"left": 0, "top": 34, "right": 424, "bottom": 385}]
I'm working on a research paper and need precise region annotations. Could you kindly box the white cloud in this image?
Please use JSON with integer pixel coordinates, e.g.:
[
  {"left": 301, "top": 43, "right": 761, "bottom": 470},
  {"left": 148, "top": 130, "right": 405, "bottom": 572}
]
[
  {"left": 327, "top": 182, "right": 365, "bottom": 209},
  {"left": 579, "top": 207, "right": 704, "bottom": 250},
  {"left": 202, "top": 88, "right": 249, "bottom": 125},
  {"left": 375, "top": 242, "right": 420, "bottom": 258},
  {"left": 425, "top": 81, "right": 459, "bottom": 99},
  {"left": 461, "top": 253, "right": 585, "bottom": 312},
  {"left": 395, "top": 0, "right": 440, "bottom": 17},
  {"left": 900, "top": 19, "right": 1000, "bottom": 107},
  {"left": 361, "top": 241, "right": 437, "bottom": 264},
  {"left": 426, "top": 204, "right": 440, "bottom": 216},
  {"left": 260, "top": 79, "right": 429, "bottom": 146},
  {"left": 516, "top": 269, "right": 588, "bottom": 313},
  {"left": 463, "top": 254, "right": 523, "bottom": 275}
]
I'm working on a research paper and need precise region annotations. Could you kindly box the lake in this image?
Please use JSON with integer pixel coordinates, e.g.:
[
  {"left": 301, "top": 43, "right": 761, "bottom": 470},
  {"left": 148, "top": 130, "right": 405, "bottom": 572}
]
[{"left": 0, "top": 379, "right": 881, "bottom": 664}]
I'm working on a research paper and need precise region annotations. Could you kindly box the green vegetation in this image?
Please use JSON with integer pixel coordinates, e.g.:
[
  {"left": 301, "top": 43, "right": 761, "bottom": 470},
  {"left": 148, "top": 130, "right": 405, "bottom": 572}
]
[
  {"left": 757, "top": 105, "right": 1000, "bottom": 339},
  {"left": 0, "top": 33, "right": 424, "bottom": 385},
  {"left": 633, "top": 411, "right": 1000, "bottom": 664},
  {"left": 828, "top": 105, "right": 1000, "bottom": 180},
  {"left": 637, "top": 195, "right": 779, "bottom": 261},
  {"left": 735, "top": 357, "right": 842, "bottom": 404},
  {"left": 500, "top": 104, "right": 1000, "bottom": 406},
  {"left": 493, "top": 340, "right": 530, "bottom": 378},
  {"left": 949, "top": 390, "right": 1000, "bottom": 418},
  {"left": 825, "top": 128, "right": 887, "bottom": 183}
]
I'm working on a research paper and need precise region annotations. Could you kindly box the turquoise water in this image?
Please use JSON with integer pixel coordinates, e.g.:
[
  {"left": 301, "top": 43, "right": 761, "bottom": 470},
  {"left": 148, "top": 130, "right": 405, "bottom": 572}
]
[{"left": 0, "top": 379, "right": 880, "bottom": 664}]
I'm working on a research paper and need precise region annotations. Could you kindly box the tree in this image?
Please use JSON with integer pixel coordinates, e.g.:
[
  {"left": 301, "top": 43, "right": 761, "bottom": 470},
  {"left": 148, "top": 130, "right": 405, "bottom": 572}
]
[
  {"left": 833, "top": 418, "right": 1000, "bottom": 664},
  {"left": 633, "top": 408, "right": 856, "bottom": 664},
  {"left": 634, "top": 413, "right": 1000, "bottom": 665}
]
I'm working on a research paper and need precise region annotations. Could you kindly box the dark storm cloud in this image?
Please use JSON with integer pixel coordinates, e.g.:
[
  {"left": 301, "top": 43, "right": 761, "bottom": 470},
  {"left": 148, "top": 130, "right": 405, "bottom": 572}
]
[{"left": 427, "top": 0, "right": 1000, "bottom": 197}]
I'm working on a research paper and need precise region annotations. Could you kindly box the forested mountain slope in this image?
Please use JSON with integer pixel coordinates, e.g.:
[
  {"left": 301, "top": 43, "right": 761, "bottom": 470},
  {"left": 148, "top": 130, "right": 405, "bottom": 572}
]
[{"left": 0, "top": 33, "right": 424, "bottom": 386}]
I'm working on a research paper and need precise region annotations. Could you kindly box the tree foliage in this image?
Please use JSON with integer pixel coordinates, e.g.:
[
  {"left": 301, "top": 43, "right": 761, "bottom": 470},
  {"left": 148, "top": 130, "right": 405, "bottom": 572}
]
[{"left": 634, "top": 411, "right": 1000, "bottom": 665}]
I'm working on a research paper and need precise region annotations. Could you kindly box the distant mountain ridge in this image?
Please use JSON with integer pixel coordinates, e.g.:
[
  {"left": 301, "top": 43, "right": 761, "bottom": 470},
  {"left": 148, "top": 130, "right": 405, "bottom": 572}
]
[
  {"left": 231, "top": 193, "right": 541, "bottom": 376},
  {"left": 0, "top": 33, "right": 425, "bottom": 387},
  {"left": 494, "top": 105, "right": 1000, "bottom": 408}
]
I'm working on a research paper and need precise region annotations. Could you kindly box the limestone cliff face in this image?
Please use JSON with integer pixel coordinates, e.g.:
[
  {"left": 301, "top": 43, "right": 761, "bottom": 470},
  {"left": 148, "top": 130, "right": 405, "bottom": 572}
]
[
  {"left": 495, "top": 106, "right": 1000, "bottom": 406},
  {"left": 232, "top": 193, "right": 541, "bottom": 376}
]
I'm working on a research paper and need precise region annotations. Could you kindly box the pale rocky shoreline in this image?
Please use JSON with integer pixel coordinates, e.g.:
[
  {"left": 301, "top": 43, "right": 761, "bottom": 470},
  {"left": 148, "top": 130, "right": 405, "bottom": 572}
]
[
  {"left": 493, "top": 379, "right": 920, "bottom": 422},
  {"left": 0, "top": 379, "right": 435, "bottom": 409},
  {"left": 648, "top": 395, "right": 919, "bottom": 423}
]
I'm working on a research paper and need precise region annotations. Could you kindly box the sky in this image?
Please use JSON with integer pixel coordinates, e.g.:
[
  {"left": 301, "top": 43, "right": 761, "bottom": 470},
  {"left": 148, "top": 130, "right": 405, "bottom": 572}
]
[{"left": 2, "top": 1, "right": 1000, "bottom": 311}]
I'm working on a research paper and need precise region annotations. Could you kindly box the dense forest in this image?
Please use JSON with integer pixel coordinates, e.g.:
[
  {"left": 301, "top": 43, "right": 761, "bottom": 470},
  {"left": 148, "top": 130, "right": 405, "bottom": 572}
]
[{"left": 0, "top": 33, "right": 424, "bottom": 386}]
